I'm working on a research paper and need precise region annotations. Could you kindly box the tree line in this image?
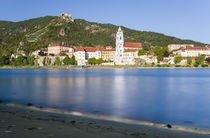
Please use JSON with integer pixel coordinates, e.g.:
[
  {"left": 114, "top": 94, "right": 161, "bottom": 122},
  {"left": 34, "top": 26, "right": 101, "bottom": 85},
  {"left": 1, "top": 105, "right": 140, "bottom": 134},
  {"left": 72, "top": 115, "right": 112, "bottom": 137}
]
[
  {"left": 0, "top": 55, "right": 35, "bottom": 66},
  {"left": 0, "top": 55, "right": 77, "bottom": 66}
]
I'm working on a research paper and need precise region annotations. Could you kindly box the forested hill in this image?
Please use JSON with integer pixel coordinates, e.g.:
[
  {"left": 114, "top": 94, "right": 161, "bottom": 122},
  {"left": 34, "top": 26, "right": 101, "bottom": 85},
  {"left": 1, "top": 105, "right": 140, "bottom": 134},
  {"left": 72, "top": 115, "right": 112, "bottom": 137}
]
[{"left": 0, "top": 15, "right": 206, "bottom": 55}]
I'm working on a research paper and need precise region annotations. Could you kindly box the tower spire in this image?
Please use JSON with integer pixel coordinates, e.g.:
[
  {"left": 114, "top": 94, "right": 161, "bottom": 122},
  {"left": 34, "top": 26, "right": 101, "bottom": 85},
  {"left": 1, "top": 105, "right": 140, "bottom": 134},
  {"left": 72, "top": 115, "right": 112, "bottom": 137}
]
[{"left": 118, "top": 26, "right": 122, "bottom": 31}]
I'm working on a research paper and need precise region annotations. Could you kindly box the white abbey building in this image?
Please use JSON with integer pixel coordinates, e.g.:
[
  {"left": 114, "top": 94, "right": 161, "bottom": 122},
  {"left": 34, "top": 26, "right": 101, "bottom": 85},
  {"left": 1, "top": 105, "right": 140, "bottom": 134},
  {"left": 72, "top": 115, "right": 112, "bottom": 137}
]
[{"left": 114, "top": 27, "right": 141, "bottom": 65}]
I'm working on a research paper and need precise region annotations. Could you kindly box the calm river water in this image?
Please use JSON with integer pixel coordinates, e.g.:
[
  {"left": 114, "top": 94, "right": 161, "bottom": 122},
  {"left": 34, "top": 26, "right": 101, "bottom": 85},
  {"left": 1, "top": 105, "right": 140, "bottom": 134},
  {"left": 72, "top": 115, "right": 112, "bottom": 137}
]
[{"left": 0, "top": 68, "right": 210, "bottom": 129}]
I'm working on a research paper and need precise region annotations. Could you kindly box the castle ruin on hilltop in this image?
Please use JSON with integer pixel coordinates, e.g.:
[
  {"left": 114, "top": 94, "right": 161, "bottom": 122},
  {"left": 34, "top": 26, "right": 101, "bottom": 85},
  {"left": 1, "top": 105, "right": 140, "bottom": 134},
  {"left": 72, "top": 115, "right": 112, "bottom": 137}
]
[{"left": 60, "top": 13, "right": 74, "bottom": 23}]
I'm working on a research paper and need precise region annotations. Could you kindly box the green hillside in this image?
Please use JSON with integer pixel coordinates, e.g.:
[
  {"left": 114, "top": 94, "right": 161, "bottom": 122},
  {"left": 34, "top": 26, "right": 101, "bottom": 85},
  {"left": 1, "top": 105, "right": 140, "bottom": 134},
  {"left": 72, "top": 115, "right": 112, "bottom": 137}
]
[
  {"left": 26, "top": 28, "right": 48, "bottom": 42},
  {"left": 0, "top": 15, "right": 207, "bottom": 55}
]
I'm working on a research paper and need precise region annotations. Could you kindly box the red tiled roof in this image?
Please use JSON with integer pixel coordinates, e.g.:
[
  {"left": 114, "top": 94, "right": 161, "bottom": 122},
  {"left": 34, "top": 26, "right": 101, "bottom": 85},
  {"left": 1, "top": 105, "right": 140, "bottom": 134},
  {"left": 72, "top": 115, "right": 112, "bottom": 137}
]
[
  {"left": 84, "top": 47, "right": 98, "bottom": 52},
  {"left": 124, "top": 42, "right": 142, "bottom": 49},
  {"left": 75, "top": 47, "right": 85, "bottom": 52},
  {"left": 75, "top": 47, "right": 100, "bottom": 52},
  {"left": 124, "top": 49, "right": 138, "bottom": 52},
  {"left": 182, "top": 46, "right": 209, "bottom": 51},
  {"left": 101, "top": 48, "right": 116, "bottom": 52},
  {"left": 98, "top": 47, "right": 105, "bottom": 51}
]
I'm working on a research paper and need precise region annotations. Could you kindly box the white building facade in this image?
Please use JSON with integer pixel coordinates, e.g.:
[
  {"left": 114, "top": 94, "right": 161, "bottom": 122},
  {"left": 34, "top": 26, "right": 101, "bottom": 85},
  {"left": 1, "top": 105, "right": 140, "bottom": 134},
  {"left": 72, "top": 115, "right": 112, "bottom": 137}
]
[
  {"left": 74, "top": 47, "right": 102, "bottom": 66},
  {"left": 84, "top": 47, "right": 101, "bottom": 59},
  {"left": 74, "top": 47, "right": 86, "bottom": 66},
  {"left": 168, "top": 44, "right": 194, "bottom": 52},
  {"left": 123, "top": 49, "right": 138, "bottom": 65},
  {"left": 181, "top": 46, "right": 210, "bottom": 57}
]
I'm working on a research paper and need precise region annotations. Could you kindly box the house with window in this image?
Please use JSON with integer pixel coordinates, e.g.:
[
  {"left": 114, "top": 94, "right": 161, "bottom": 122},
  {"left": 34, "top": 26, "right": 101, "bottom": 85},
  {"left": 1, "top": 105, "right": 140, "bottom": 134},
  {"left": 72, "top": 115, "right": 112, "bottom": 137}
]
[
  {"left": 47, "top": 42, "right": 74, "bottom": 57},
  {"left": 74, "top": 47, "right": 102, "bottom": 66}
]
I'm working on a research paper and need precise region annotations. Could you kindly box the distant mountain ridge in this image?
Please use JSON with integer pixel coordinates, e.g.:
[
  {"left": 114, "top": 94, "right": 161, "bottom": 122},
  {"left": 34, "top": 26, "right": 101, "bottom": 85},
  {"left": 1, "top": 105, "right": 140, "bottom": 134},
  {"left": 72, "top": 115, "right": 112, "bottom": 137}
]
[{"left": 0, "top": 15, "right": 207, "bottom": 55}]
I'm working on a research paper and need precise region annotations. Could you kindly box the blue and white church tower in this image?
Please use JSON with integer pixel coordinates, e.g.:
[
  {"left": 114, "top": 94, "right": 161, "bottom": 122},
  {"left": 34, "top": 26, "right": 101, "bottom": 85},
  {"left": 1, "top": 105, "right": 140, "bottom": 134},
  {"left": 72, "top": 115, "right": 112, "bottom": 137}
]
[{"left": 114, "top": 27, "right": 124, "bottom": 63}]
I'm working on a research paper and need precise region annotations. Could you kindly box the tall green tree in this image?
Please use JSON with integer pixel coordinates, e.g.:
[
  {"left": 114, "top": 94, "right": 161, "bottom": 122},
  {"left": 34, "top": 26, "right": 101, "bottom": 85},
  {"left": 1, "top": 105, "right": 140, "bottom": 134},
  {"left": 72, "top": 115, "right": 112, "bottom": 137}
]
[
  {"left": 88, "top": 58, "right": 103, "bottom": 65},
  {"left": 163, "top": 47, "right": 170, "bottom": 57},
  {"left": 152, "top": 46, "right": 170, "bottom": 62},
  {"left": 27, "top": 56, "right": 35, "bottom": 65},
  {"left": 96, "top": 58, "right": 103, "bottom": 64},
  {"left": 138, "top": 49, "right": 145, "bottom": 56},
  {"left": 55, "top": 57, "right": 62, "bottom": 65},
  {"left": 88, "top": 58, "right": 96, "bottom": 65},
  {"left": 195, "top": 54, "right": 206, "bottom": 65},
  {"left": 152, "top": 46, "right": 164, "bottom": 62},
  {"left": 174, "top": 56, "right": 183, "bottom": 64},
  {"left": 10, "top": 57, "right": 16, "bottom": 66},
  {"left": 47, "top": 58, "right": 51, "bottom": 65},
  {"left": 63, "top": 56, "right": 71, "bottom": 65},
  {"left": 142, "top": 44, "right": 151, "bottom": 51},
  {"left": 42, "top": 57, "right": 47, "bottom": 66},
  {"left": 23, "top": 59, "right": 28, "bottom": 65},
  {"left": 69, "top": 56, "right": 77, "bottom": 65},
  {"left": 0, "top": 56, "right": 10, "bottom": 65},
  {"left": 152, "top": 46, "right": 162, "bottom": 56},
  {"left": 15, "top": 55, "right": 25, "bottom": 65},
  {"left": 187, "top": 57, "right": 192, "bottom": 65}
]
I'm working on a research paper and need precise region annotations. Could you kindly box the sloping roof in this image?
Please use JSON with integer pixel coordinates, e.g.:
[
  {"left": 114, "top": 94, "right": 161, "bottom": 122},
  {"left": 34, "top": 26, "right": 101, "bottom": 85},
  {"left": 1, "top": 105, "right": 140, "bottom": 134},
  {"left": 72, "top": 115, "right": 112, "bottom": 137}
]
[
  {"left": 75, "top": 47, "right": 100, "bottom": 52},
  {"left": 124, "top": 42, "right": 142, "bottom": 49},
  {"left": 98, "top": 47, "right": 105, "bottom": 51},
  {"left": 84, "top": 47, "right": 98, "bottom": 52},
  {"left": 99, "top": 47, "right": 115, "bottom": 51},
  {"left": 182, "top": 46, "right": 210, "bottom": 51},
  {"left": 101, "top": 49, "right": 116, "bottom": 52},
  {"left": 75, "top": 47, "right": 85, "bottom": 52}
]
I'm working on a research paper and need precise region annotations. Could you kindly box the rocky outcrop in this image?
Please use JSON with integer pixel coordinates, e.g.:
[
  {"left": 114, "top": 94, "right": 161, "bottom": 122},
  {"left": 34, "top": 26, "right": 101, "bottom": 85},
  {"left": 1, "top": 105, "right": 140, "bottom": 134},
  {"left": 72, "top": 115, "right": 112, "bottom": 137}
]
[
  {"left": 60, "top": 13, "right": 74, "bottom": 23},
  {"left": 59, "top": 28, "right": 65, "bottom": 36}
]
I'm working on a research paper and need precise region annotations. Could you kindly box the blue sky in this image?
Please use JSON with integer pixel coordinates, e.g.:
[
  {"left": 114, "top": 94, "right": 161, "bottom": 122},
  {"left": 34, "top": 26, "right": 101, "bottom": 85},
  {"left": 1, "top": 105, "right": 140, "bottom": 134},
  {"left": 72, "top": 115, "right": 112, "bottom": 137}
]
[{"left": 0, "top": 0, "right": 210, "bottom": 44}]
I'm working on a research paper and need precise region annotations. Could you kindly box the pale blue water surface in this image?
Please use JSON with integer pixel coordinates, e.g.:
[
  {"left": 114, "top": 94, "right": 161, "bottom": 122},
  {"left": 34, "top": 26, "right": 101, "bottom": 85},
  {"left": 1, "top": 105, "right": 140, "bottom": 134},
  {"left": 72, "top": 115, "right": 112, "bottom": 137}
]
[{"left": 0, "top": 68, "right": 210, "bottom": 129}]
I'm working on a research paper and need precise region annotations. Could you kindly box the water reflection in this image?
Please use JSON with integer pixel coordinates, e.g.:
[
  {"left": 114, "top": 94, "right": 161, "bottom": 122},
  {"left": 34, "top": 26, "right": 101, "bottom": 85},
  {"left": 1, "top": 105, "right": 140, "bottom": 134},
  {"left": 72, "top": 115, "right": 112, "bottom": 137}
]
[{"left": 1, "top": 69, "right": 210, "bottom": 129}]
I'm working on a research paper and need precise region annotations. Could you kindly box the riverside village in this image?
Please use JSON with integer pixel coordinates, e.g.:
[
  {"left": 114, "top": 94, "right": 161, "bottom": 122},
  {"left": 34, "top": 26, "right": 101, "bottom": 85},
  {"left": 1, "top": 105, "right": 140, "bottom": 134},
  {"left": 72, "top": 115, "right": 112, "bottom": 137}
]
[
  {"left": 7, "top": 13, "right": 210, "bottom": 67},
  {"left": 2, "top": 2, "right": 210, "bottom": 138}
]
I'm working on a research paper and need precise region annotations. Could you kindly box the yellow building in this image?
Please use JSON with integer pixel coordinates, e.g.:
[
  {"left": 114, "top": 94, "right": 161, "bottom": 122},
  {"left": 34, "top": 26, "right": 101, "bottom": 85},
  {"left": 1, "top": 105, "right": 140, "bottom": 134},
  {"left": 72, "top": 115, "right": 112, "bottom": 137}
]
[{"left": 100, "top": 47, "right": 115, "bottom": 61}]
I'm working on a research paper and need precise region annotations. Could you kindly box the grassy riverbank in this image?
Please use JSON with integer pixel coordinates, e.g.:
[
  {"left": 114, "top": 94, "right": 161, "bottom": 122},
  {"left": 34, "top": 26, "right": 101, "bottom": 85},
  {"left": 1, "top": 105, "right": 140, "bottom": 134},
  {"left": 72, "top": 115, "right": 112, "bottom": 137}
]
[{"left": 0, "top": 103, "right": 210, "bottom": 138}]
